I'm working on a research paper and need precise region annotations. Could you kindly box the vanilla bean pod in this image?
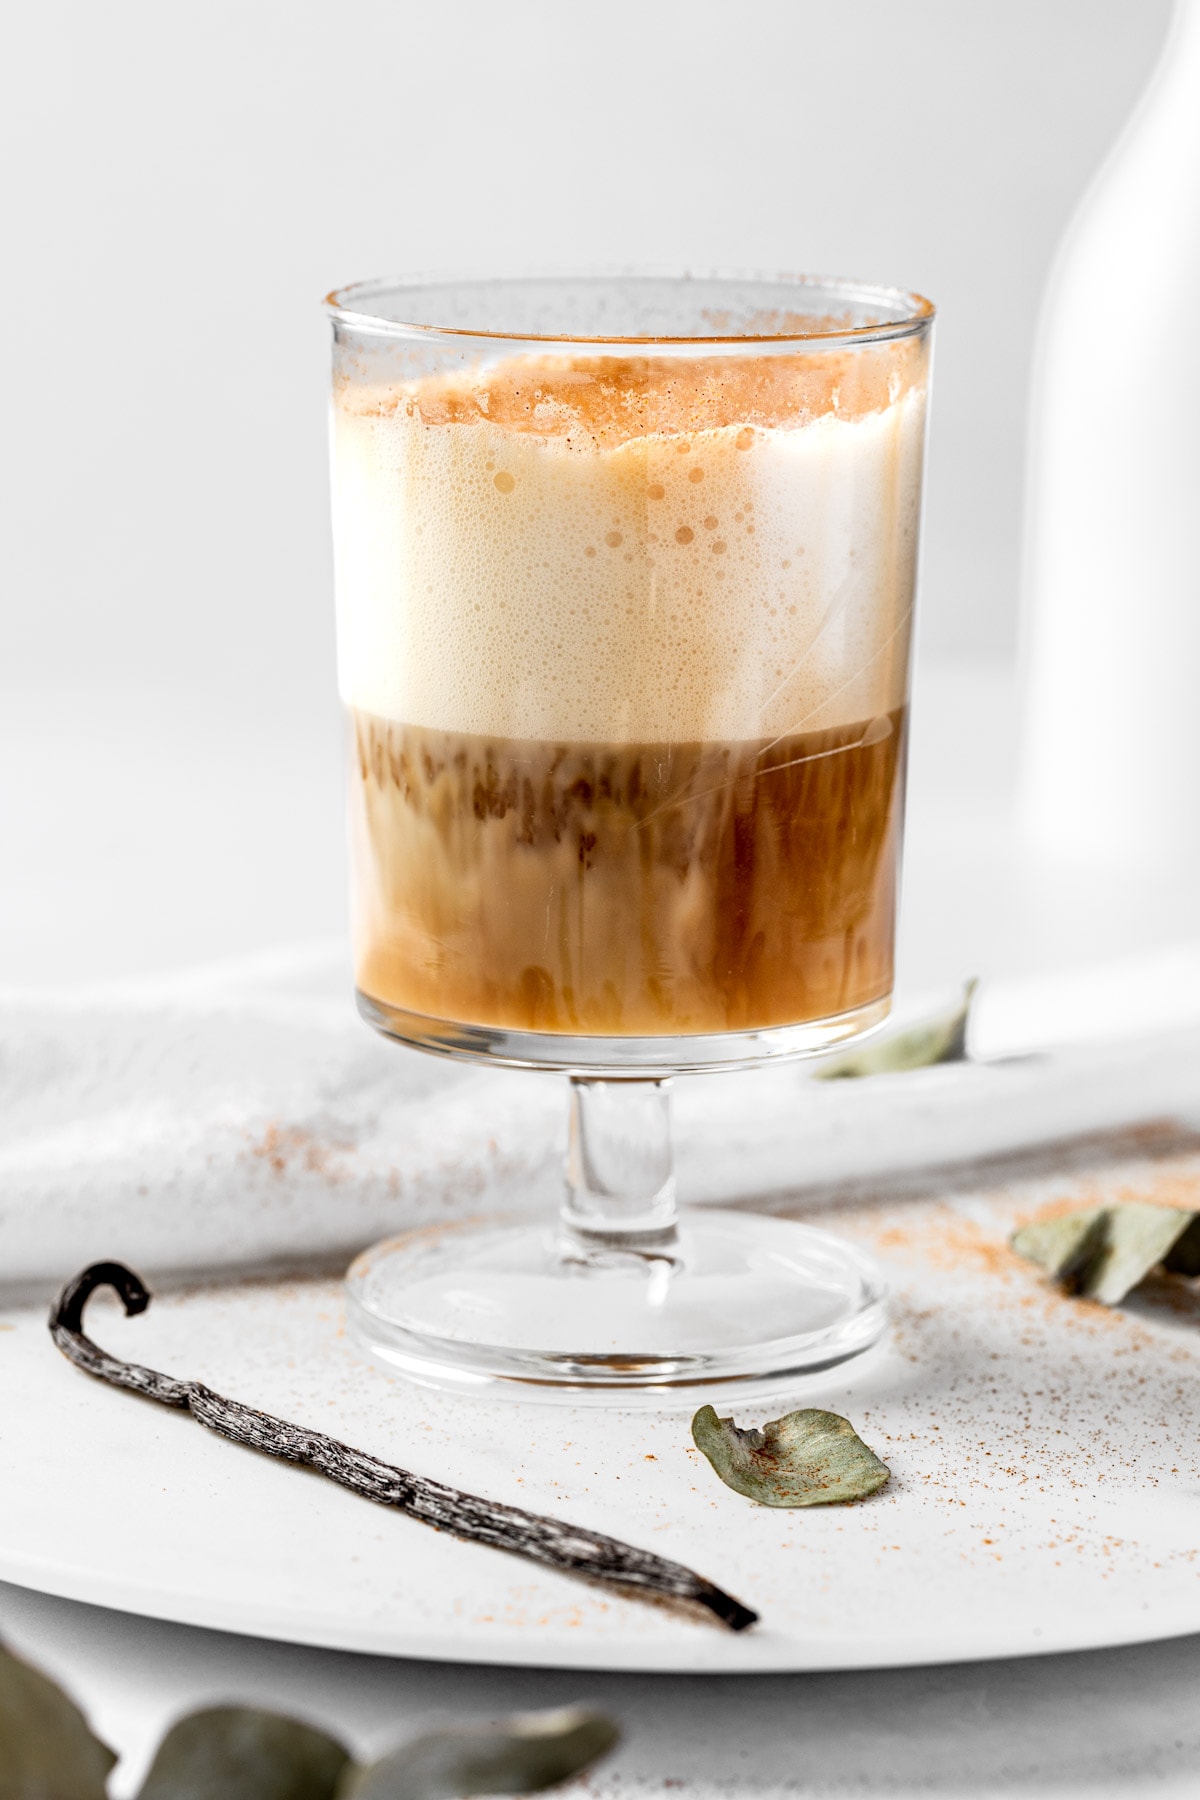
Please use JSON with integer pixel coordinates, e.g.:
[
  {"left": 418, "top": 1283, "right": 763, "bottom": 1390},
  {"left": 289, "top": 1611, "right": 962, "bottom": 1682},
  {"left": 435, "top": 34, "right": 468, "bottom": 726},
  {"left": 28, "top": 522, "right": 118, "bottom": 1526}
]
[{"left": 49, "top": 1262, "right": 757, "bottom": 1632}]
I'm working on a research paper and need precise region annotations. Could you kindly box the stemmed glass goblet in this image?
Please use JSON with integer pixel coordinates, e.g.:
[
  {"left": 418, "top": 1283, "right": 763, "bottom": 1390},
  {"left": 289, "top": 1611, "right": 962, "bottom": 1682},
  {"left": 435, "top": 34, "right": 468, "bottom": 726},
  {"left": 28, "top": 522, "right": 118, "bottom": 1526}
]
[{"left": 326, "top": 274, "right": 933, "bottom": 1397}]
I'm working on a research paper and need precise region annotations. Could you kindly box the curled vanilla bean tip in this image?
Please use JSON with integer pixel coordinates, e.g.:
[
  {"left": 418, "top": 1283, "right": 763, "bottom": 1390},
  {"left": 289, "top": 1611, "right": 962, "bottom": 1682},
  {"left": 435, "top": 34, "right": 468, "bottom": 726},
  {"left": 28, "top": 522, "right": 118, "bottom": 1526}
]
[
  {"left": 47, "top": 1260, "right": 759, "bottom": 1633},
  {"left": 53, "top": 1260, "right": 152, "bottom": 1331},
  {"left": 50, "top": 1261, "right": 192, "bottom": 1408}
]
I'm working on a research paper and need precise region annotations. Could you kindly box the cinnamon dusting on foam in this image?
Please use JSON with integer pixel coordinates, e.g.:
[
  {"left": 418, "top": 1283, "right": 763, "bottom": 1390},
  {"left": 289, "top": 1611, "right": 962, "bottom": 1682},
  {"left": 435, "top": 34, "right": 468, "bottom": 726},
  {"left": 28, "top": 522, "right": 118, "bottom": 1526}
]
[{"left": 338, "top": 338, "right": 927, "bottom": 449}]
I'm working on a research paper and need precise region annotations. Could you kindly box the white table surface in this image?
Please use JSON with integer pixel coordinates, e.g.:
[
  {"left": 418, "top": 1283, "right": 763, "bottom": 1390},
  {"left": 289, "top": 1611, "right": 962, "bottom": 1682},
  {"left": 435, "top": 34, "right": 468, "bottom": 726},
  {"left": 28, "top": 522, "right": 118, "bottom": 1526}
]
[{"left": 4, "top": 652, "right": 1200, "bottom": 1796}]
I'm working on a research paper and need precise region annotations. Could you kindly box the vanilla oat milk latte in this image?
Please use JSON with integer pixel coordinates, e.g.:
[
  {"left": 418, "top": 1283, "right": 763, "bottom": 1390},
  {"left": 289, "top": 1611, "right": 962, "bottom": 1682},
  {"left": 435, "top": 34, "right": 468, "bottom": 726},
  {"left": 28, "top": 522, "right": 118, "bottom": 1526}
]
[{"left": 331, "top": 337, "right": 927, "bottom": 1037}]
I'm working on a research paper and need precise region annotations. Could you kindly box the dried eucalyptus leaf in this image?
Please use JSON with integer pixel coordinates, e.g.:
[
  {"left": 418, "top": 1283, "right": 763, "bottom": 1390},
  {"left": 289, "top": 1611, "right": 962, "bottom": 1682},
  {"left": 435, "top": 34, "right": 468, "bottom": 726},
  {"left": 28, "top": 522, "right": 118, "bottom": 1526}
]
[
  {"left": 0, "top": 1639, "right": 116, "bottom": 1800},
  {"left": 138, "top": 1706, "right": 350, "bottom": 1800},
  {"left": 692, "top": 1405, "right": 890, "bottom": 1507},
  {"left": 339, "top": 1708, "right": 618, "bottom": 1800},
  {"left": 1083, "top": 1203, "right": 1196, "bottom": 1304},
  {"left": 813, "top": 979, "right": 977, "bottom": 1080},
  {"left": 1010, "top": 1206, "right": 1108, "bottom": 1287},
  {"left": 1011, "top": 1201, "right": 1197, "bottom": 1305}
]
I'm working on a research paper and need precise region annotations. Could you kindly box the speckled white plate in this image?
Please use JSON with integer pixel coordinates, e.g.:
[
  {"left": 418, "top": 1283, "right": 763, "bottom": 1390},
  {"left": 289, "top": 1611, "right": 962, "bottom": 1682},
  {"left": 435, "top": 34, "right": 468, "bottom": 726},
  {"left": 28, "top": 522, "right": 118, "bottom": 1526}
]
[{"left": 5, "top": 1114, "right": 1200, "bottom": 1672}]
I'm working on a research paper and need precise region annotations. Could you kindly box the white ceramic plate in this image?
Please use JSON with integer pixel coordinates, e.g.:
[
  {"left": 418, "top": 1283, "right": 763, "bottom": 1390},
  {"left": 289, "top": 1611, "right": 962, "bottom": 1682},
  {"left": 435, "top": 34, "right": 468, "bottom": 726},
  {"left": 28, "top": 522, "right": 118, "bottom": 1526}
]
[{"left": 5, "top": 1115, "right": 1200, "bottom": 1673}]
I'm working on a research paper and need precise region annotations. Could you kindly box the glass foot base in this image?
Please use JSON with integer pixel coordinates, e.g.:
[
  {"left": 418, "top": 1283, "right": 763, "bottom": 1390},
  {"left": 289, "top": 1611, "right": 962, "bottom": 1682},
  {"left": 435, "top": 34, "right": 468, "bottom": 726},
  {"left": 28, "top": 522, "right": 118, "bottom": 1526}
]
[{"left": 345, "top": 1210, "right": 887, "bottom": 1401}]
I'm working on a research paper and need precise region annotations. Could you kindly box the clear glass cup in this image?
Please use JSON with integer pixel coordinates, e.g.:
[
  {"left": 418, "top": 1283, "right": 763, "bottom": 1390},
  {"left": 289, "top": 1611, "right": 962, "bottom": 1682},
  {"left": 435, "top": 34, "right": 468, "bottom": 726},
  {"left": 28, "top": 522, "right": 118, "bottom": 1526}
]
[{"left": 325, "top": 274, "right": 933, "bottom": 1397}]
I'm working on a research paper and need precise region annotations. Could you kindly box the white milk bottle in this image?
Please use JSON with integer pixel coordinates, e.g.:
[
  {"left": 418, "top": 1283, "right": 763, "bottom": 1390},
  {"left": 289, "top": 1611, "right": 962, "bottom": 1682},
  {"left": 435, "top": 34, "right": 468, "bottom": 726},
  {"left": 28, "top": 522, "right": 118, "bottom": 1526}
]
[{"left": 1019, "top": 0, "right": 1200, "bottom": 869}]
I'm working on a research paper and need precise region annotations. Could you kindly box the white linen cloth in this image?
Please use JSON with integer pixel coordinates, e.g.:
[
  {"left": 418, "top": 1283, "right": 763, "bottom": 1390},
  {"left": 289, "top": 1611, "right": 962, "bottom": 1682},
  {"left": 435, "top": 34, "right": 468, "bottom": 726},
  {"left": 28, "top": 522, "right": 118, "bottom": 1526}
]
[{"left": 4, "top": 941, "right": 1200, "bottom": 1287}]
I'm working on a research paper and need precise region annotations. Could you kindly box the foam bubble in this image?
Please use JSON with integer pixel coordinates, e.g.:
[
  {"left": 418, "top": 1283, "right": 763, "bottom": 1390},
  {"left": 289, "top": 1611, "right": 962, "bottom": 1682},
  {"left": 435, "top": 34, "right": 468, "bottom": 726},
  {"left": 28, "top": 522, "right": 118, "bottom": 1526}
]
[{"left": 331, "top": 353, "right": 926, "bottom": 743}]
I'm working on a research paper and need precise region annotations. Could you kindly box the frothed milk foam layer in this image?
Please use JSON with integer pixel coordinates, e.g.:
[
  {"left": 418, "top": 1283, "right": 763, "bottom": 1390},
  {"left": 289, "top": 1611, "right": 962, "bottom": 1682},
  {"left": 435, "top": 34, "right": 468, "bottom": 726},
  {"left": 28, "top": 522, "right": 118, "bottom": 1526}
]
[
  {"left": 332, "top": 344, "right": 927, "bottom": 1037},
  {"left": 332, "top": 349, "right": 926, "bottom": 745}
]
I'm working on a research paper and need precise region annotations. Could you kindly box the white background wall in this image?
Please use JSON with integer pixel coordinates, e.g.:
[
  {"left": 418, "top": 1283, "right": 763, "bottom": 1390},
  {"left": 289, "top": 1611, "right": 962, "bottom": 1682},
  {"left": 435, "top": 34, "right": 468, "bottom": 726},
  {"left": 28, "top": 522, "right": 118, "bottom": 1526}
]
[{"left": 3, "top": 0, "right": 1173, "bottom": 704}]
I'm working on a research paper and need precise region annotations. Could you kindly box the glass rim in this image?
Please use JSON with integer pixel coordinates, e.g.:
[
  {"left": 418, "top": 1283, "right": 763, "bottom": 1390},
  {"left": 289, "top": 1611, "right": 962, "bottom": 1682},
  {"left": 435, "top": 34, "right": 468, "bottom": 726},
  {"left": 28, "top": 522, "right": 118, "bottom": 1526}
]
[{"left": 323, "top": 270, "right": 935, "bottom": 348}]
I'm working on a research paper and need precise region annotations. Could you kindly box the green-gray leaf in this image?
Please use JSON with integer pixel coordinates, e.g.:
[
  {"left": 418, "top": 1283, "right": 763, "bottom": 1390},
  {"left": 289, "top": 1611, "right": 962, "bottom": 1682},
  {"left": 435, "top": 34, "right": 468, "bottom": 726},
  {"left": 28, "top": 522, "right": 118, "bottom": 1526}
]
[
  {"left": 137, "top": 1706, "right": 350, "bottom": 1800},
  {"left": 812, "top": 979, "right": 977, "bottom": 1079},
  {"left": 1009, "top": 1206, "right": 1107, "bottom": 1288},
  {"left": 338, "top": 1708, "right": 618, "bottom": 1800},
  {"left": 1011, "top": 1201, "right": 1197, "bottom": 1304},
  {"left": 692, "top": 1406, "right": 890, "bottom": 1507},
  {"left": 0, "top": 1639, "right": 116, "bottom": 1800}
]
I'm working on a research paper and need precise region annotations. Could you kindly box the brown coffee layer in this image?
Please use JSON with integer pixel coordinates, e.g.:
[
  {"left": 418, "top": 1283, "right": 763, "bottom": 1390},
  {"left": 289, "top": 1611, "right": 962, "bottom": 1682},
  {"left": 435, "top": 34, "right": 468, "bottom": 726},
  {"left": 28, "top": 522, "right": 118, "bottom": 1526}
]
[{"left": 349, "top": 712, "right": 906, "bottom": 1037}]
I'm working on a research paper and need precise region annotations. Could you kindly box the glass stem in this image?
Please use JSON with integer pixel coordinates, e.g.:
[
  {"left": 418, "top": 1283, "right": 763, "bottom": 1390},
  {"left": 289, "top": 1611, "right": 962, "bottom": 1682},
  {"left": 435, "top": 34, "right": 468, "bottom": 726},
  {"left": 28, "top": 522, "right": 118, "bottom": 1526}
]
[{"left": 562, "top": 1076, "right": 679, "bottom": 1250}]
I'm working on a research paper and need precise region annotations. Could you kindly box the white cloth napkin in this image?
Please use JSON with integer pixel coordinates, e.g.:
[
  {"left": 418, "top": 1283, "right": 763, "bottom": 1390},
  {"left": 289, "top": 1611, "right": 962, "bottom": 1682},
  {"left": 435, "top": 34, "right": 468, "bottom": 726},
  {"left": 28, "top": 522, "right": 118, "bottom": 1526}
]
[{"left": 4, "top": 942, "right": 1200, "bottom": 1287}]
